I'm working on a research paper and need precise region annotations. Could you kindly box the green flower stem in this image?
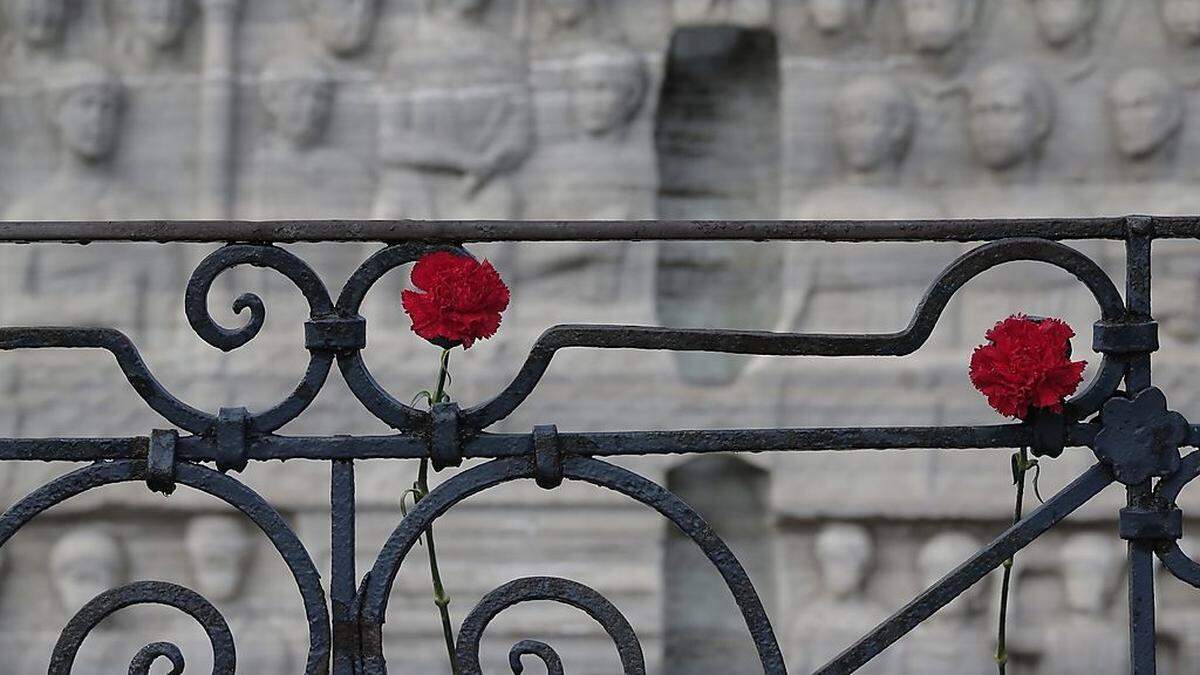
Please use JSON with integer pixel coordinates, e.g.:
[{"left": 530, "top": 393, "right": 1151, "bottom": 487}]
[
  {"left": 414, "top": 347, "right": 457, "bottom": 674},
  {"left": 995, "top": 446, "right": 1030, "bottom": 675}
]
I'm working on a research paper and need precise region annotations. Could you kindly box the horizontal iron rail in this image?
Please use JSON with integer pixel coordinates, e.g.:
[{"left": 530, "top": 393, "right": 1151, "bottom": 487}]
[
  {"left": 0, "top": 423, "right": 1115, "bottom": 463},
  {"left": 0, "top": 215, "right": 1198, "bottom": 243}
]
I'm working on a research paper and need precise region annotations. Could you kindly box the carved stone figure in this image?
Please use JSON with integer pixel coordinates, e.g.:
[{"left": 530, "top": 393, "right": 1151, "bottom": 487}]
[
  {"left": 967, "top": 63, "right": 1054, "bottom": 178},
  {"left": 790, "top": 525, "right": 897, "bottom": 673},
  {"left": 673, "top": 0, "right": 771, "bottom": 27},
  {"left": 788, "top": 75, "right": 947, "bottom": 335},
  {"left": 107, "top": 0, "right": 194, "bottom": 66},
  {"left": 298, "top": 0, "right": 379, "bottom": 57},
  {"left": 373, "top": 0, "right": 534, "bottom": 221},
  {"left": 944, "top": 63, "right": 1082, "bottom": 217},
  {"left": 897, "top": 533, "right": 993, "bottom": 674},
  {"left": 898, "top": 0, "right": 977, "bottom": 71},
  {"left": 185, "top": 514, "right": 254, "bottom": 602},
  {"left": 4, "top": 63, "right": 166, "bottom": 329},
  {"left": 520, "top": 44, "right": 649, "bottom": 302},
  {"left": 541, "top": 0, "right": 597, "bottom": 45},
  {"left": 51, "top": 528, "right": 126, "bottom": 617},
  {"left": 185, "top": 514, "right": 294, "bottom": 672},
  {"left": 1158, "top": 0, "right": 1200, "bottom": 47},
  {"left": 1028, "top": 0, "right": 1100, "bottom": 54},
  {"left": 1099, "top": 69, "right": 1200, "bottom": 342},
  {"left": 572, "top": 48, "right": 648, "bottom": 141},
  {"left": 252, "top": 52, "right": 374, "bottom": 219},
  {"left": 1106, "top": 68, "right": 1186, "bottom": 186},
  {"left": 9, "top": 64, "right": 164, "bottom": 220},
  {"left": 791, "top": 75, "right": 936, "bottom": 221},
  {"left": 1033, "top": 534, "right": 1126, "bottom": 674},
  {"left": 27, "top": 529, "right": 131, "bottom": 673},
  {"left": 805, "top": 0, "right": 872, "bottom": 37},
  {"left": 5, "top": 0, "right": 68, "bottom": 52}
]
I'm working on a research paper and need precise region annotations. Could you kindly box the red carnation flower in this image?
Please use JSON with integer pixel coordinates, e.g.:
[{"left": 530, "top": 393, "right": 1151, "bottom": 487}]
[
  {"left": 969, "top": 315, "right": 1087, "bottom": 420},
  {"left": 401, "top": 251, "right": 510, "bottom": 349}
]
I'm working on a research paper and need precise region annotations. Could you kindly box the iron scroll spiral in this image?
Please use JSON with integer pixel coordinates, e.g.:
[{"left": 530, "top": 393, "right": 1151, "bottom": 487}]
[
  {"left": 0, "top": 238, "right": 1124, "bottom": 436},
  {"left": 0, "top": 461, "right": 331, "bottom": 675},
  {"left": 358, "top": 455, "right": 786, "bottom": 674},
  {"left": 456, "top": 576, "right": 646, "bottom": 674},
  {"left": 48, "top": 580, "right": 235, "bottom": 675},
  {"left": 185, "top": 243, "right": 337, "bottom": 434},
  {"left": 334, "top": 242, "right": 472, "bottom": 431}
]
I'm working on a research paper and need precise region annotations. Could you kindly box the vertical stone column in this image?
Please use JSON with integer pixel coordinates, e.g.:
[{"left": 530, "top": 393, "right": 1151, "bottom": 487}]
[{"left": 198, "top": 0, "right": 242, "bottom": 219}]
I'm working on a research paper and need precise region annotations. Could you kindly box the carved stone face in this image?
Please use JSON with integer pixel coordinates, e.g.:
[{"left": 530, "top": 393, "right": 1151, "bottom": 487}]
[
  {"left": 834, "top": 76, "right": 914, "bottom": 173},
  {"left": 807, "top": 0, "right": 868, "bottom": 35},
  {"left": 51, "top": 530, "right": 125, "bottom": 617},
  {"left": 55, "top": 79, "right": 123, "bottom": 162},
  {"left": 128, "top": 0, "right": 190, "bottom": 48},
  {"left": 1061, "top": 534, "right": 1120, "bottom": 615},
  {"left": 968, "top": 66, "right": 1052, "bottom": 171},
  {"left": 816, "top": 525, "right": 873, "bottom": 599},
  {"left": 13, "top": 0, "right": 67, "bottom": 47},
  {"left": 186, "top": 515, "right": 253, "bottom": 602},
  {"left": 547, "top": 0, "right": 591, "bottom": 26},
  {"left": 573, "top": 52, "right": 646, "bottom": 136},
  {"left": 1031, "top": 0, "right": 1099, "bottom": 48},
  {"left": 306, "top": 0, "right": 378, "bottom": 56},
  {"left": 918, "top": 532, "right": 982, "bottom": 617},
  {"left": 263, "top": 61, "right": 334, "bottom": 147},
  {"left": 1108, "top": 69, "right": 1183, "bottom": 160},
  {"left": 1159, "top": 0, "right": 1200, "bottom": 46},
  {"left": 900, "top": 0, "right": 971, "bottom": 53}
]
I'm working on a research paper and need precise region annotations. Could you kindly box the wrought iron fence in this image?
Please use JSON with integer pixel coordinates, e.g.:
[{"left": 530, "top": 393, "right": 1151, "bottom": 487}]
[{"left": 0, "top": 216, "right": 1195, "bottom": 674}]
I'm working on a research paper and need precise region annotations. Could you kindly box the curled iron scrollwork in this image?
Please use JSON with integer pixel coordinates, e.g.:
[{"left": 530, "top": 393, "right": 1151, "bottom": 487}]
[
  {"left": 358, "top": 455, "right": 785, "bottom": 674},
  {"left": 185, "top": 244, "right": 338, "bottom": 434},
  {"left": 0, "top": 218, "right": 1183, "bottom": 674},
  {"left": 48, "top": 580, "right": 235, "bottom": 675},
  {"left": 334, "top": 242, "right": 470, "bottom": 431},
  {"left": 458, "top": 577, "right": 645, "bottom": 674},
  {"left": 0, "top": 460, "right": 331, "bottom": 674}
]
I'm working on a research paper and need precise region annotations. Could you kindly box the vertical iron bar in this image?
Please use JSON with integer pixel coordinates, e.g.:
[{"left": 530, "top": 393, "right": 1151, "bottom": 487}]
[
  {"left": 1125, "top": 217, "right": 1156, "bottom": 674},
  {"left": 331, "top": 459, "right": 357, "bottom": 675}
]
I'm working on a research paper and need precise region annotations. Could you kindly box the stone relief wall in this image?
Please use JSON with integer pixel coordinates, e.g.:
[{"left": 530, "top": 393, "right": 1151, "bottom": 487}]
[{"left": 0, "top": 0, "right": 1199, "bottom": 672}]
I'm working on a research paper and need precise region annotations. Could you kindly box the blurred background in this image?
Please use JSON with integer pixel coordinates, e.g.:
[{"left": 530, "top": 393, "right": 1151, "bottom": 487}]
[{"left": 1, "top": 0, "right": 1200, "bottom": 672}]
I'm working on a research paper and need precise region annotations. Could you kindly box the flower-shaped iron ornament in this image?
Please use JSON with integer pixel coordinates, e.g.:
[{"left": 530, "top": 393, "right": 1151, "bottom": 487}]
[{"left": 1093, "top": 387, "right": 1188, "bottom": 486}]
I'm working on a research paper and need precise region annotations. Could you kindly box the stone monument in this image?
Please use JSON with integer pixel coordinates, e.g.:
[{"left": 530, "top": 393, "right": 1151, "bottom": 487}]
[
  {"left": 789, "top": 524, "right": 898, "bottom": 674},
  {"left": 897, "top": 0, "right": 978, "bottom": 73},
  {"left": 1032, "top": 533, "right": 1127, "bottom": 674},
  {"left": 373, "top": 0, "right": 534, "bottom": 221},
  {"left": 1028, "top": 0, "right": 1101, "bottom": 54},
  {"left": 1158, "top": 0, "right": 1200, "bottom": 47},
  {"left": 297, "top": 0, "right": 379, "bottom": 58},
  {"left": 900, "top": 532, "right": 993, "bottom": 675},
  {"left": 185, "top": 514, "right": 294, "bottom": 672},
  {"left": 0, "top": 1, "right": 1193, "bottom": 672},
  {"left": 106, "top": 0, "right": 194, "bottom": 67},
  {"left": 251, "top": 52, "right": 374, "bottom": 220}
]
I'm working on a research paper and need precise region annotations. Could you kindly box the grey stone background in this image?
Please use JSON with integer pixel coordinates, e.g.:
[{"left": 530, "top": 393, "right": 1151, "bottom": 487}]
[{"left": 2, "top": 0, "right": 1200, "bottom": 672}]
